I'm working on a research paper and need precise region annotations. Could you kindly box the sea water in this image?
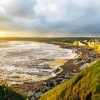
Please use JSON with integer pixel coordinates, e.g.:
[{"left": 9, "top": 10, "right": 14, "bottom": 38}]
[{"left": 0, "top": 41, "right": 77, "bottom": 85}]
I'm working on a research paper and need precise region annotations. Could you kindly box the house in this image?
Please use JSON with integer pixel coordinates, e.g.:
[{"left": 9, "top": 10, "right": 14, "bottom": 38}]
[
  {"left": 73, "top": 41, "right": 85, "bottom": 46},
  {"left": 97, "top": 45, "right": 100, "bottom": 50},
  {"left": 87, "top": 39, "right": 99, "bottom": 49}
]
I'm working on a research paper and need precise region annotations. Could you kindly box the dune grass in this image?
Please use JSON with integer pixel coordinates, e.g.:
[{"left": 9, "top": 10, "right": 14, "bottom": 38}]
[{"left": 40, "top": 59, "right": 100, "bottom": 100}]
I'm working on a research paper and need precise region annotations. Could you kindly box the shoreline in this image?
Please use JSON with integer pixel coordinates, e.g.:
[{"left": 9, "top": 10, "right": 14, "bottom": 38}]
[
  {"left": 0, "top": 41, "right": 99, "bottom": 100},
  {"left": 29, "top": 44, "right": 100, "bottom": 100},
  {"left": 0, "top": 41, "right": 75, "bottom": 85}
]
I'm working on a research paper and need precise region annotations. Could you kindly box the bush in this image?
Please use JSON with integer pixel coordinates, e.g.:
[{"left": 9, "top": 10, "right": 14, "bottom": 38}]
[{"left": 96, "top": 84, "right": 100, "bottom": 93}]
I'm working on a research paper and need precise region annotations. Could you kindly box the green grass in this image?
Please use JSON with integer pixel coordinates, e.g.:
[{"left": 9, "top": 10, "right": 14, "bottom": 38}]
[
  {"left": 0, "top": 86, "right": 26, "bottom": 100},
  {"left": 40, "top": 59, "right": 100, "bottom": 100}
]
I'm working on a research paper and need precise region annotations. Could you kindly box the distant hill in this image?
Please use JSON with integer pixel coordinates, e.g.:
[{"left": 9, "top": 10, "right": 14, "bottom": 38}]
[
  {"left": 40, "top": 59, "right": 100, "bottom": 100},
  {"left": 0, "top": 37, "right": 100, "bottom": 43}
]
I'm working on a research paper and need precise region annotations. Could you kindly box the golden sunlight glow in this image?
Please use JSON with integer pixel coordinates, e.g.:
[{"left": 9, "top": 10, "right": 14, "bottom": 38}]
[
  {"left": 0, "top": 31, "right": 8, "bottom": 37},
  {"left": 0, "top": 30, "right": 35, "bottom": 37}
]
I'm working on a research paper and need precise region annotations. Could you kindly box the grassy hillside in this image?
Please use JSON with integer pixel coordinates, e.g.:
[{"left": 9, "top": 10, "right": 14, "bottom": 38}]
[
  {"left": 40, "top": 59, "right": 100, "bottom": 100},
  {"left": 0, "top": 86, "right": 26, "bottom": 100}
]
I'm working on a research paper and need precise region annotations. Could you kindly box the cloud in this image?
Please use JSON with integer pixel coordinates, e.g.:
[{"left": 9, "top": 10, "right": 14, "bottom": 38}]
[
  {"left": 0, "top": 0, "right": 35, "bottom": 17},
  {"left": 0, "top": 0, "right": 100, "bottom": 36}
]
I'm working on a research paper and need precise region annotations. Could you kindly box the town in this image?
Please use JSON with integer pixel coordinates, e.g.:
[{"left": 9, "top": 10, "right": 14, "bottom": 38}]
[{"left": 73, "top": 39, "right": 100, "bottom": 52}]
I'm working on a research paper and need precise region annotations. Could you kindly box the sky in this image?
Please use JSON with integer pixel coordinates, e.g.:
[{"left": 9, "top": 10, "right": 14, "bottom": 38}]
[{"left": 0, "top": 0, "right": 100, "bottom": 37}]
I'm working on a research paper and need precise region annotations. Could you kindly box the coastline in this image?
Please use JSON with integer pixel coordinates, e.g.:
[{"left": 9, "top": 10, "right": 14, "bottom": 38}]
[
  {"left": 3, "top": 43, "right": 78, "bottom": 97},
  {"left": 29, "top": 43, "right": 100, "bottom": 100},
  {"left": 0, "top": 41, "right": 99, "bottom": 100}
]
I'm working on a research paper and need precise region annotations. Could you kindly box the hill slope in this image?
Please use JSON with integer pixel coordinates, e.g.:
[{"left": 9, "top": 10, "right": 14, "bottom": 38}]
[
  {"left": 40, "top": 59, "right": 100, "bottom": 100},
  {"left": 0, "top": 86, "right": 25, "bottom": 100}
]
